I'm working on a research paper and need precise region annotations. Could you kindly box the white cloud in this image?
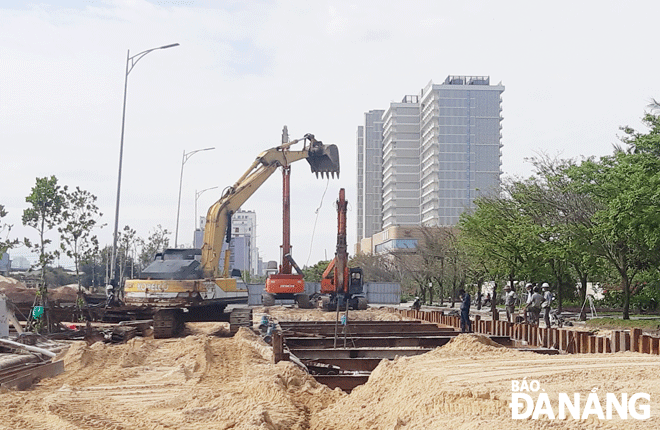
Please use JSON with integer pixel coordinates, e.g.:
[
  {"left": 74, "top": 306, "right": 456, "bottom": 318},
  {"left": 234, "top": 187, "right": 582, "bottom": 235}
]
[{"left": 1, "top": 0, "right": 659, "bottom": 268}]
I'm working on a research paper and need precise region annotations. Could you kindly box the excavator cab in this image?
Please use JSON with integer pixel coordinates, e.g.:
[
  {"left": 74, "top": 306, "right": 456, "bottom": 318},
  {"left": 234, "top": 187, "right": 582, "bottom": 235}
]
[{"left": 304, "top": 134, "right": 340, "bottom": 178}]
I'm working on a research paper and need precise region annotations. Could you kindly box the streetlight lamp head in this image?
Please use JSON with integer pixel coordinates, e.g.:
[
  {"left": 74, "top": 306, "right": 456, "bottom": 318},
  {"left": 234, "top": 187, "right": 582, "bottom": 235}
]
[{"left": 160, "top": 43, "right": 180, "bottom": 49}]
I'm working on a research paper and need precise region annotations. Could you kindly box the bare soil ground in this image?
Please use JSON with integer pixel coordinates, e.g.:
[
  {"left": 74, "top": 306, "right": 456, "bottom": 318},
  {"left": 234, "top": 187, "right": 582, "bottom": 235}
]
[{"left": 1, "top": 307, "right": 659, "bottom": 429}]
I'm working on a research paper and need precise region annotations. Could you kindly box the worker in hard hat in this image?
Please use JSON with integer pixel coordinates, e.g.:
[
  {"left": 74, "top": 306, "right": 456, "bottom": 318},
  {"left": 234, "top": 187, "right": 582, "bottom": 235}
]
[
  {"left": 105, "top": 284, "right": 115, "bottom": 308},
  {"left": 523, "top": 283, "right": 533, "bottom": 323},
  {"left": 541, "top": 283, "right": 554, "bottom": 327},
  {"left": 525, "top": 285, "right": 544, "bottom": 325},
  {"left": 503, "top": 284, "right": 517, "bottom": 323}
]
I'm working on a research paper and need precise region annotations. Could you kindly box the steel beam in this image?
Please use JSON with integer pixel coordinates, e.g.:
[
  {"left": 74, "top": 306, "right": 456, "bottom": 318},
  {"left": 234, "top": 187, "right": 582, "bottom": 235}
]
[
  {"left": 288, "top": 347, "right": 433, "bottom": 359},
  {"left": 312, "top": 374, "right": 369, "bottom": 393}
]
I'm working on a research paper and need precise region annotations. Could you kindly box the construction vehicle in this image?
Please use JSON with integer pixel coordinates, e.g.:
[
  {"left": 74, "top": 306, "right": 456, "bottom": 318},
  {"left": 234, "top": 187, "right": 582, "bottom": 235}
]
[
  {"left": 261, "top": 128, "right": 334, "bottom": 308},
  {"left": 123, "top": 130, "right": 340, "bottom": 337},
  {"left": 317, "top": 188, "right": 368, "bottom": 311}
]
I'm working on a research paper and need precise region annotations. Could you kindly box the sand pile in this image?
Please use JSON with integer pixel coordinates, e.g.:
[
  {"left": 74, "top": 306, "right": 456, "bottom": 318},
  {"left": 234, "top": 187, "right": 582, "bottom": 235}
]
[
  {"left": 0, "top": 327, "right": 344, "bottom": 430},
  {"left": 2, "top": 309, "right": 660, "bottom": 429},
  {"left": 256, "top": 306, "right": 410, "bottom": 322},
  {"left": 310, "top": 334, "right": 660, "bottom": 430},
  {"left": 49, "top": 285, "right": 80, "bottom": 302},
  {"left": 0, "top": 276, "right": 35, "bottom": 304},
  {"left": 0, "top": 277, "right": 79, "bottom": 304}
]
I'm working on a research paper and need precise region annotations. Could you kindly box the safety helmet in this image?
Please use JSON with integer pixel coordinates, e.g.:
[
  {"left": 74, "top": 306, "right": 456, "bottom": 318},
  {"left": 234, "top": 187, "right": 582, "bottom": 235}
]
[
  {"left": 525, "top": 283, "right": 533, "bottom": 289},
  {"left": 542, "top": 282, "right": 550, "bottom": 289}
]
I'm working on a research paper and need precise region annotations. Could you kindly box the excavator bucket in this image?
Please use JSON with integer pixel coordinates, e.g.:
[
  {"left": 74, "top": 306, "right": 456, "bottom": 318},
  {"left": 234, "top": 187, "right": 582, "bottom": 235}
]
[{"left": 306, "top": 141, "right": 340, "bottom": 178}]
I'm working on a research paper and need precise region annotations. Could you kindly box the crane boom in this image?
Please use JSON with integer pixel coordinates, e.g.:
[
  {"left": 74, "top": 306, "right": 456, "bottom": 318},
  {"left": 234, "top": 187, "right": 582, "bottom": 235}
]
[{"left": 201, "top": 134, "right": 339, "bottom": 278}]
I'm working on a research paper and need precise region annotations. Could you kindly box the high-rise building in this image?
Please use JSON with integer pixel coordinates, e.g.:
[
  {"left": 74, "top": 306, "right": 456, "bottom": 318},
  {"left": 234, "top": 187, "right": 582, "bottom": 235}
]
[
  {"left": 382, "top": 95, "right": 421, "bottom": 229},
  {"left": 357, "top": 110, "right": 385, "bottom": 240},
  {"left": 420, "top": 76, "right": 504, "bottom": 225},
  {"left": 194, "top": 209, "right": 261, "bottom": 277},
  {"left": 356, "top": 76, "right": 504, "bottom": 253}
]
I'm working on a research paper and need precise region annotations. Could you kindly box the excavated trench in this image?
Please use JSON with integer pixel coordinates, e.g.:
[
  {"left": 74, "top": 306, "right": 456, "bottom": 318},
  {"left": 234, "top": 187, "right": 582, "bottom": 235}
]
[{"left": 1, "top": 307, "right": 660, "bottom": 429}]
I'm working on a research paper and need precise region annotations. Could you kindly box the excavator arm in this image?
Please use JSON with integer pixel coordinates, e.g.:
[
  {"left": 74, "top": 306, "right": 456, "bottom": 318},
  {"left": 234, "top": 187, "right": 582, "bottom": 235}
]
[{"left": 200, "top": 133, "right": 339, "bottom": 279}]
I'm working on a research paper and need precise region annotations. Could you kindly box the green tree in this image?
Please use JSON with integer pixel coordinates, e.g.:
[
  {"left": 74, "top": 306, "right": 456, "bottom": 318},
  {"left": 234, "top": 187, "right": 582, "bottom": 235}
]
[
  {"left": 22, "top": 176, "right": 66, "bottom": 287},
  {"left": 302, "top": 260, "right": 330, "bottom": 282},
  {"left": 566, "top": 119, "right": 660, "bottom": 319},
  {"left": 349, "top": 252, "right": 398, "bottom": 282},
  {"left": 59, "top": 186, "right": 103, "bottom": 293},
  {"left": 79, "top": 236, "right": 102, "bottom": 290},
  {"left": 139, "top": 225, "right": 171, "bottom": 269},
  {"left": 0, "top": 204, "right": 19, "bottom": 255},
  {"left": 459, "top": 190, "right": 540, "bottom": 291},
  {"left": 117, "top": 225, "right": 138, "bottom": 281},
  {"left": 520, "top": 155, "right": 604, "bottom": 316}
]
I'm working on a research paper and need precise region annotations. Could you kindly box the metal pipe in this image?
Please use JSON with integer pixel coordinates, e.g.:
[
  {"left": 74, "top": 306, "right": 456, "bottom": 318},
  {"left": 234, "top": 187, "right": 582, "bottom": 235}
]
[{"left": 0, "top": 337, "right": 56, "bottom": 358}]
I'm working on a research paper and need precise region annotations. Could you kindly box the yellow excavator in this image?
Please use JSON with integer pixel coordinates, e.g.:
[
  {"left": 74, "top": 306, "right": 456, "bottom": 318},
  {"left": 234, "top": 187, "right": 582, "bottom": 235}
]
[{"left": 123, "top": 130, "right": 340, "bottom": 337}]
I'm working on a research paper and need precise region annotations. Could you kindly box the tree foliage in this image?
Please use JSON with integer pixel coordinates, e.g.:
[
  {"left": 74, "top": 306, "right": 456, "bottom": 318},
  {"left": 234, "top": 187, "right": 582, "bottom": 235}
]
[
  {"left": 302, "top": 260, "right": 330, "bottom": 282},
  {"left": 456, "top": 109, "right": 660, "bottom": 319},
  {"left": 118, "top": 225, "right": 139, "bottom": 281},
  {"left": 0, "top": 204, "right": 19, "bottom": 255},
  {"left": 22, "top": 176, "right": 66, "bottom": 287},
  {"left": 349, "top": 252, "right": 399, "bottom": 283},
  {"left": 59, "top": 186, "right": 103, "bottom": 292},
  {"left": 139, "top": 225, "right": 171, "bottom": 268}
]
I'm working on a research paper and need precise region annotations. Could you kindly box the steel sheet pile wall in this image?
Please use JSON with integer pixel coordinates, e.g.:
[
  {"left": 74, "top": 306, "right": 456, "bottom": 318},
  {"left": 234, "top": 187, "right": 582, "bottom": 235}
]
[
  {"left": 247, "top": 282, "right": 400, "bottom": 305},
  {"left": 364, "top": 282, "right": 401, "bottom": 305},
  {"left": 393, "top": 308, "right": 660, "bottom": 355}
]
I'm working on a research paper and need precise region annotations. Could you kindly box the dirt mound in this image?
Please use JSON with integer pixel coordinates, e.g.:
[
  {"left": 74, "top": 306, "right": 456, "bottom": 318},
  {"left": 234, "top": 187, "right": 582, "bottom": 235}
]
[
  {"left": 435, "top": 333, "right": 505, "bottom": 354},
  {"left": 49, "top": 285, "right": 79, "bottom": 302},
  {"left": 257, "top": 306, "right": 410, "bottom": 322},
  {"left": 0, "top": 277, "right": 79, "bottom": 304},
  {"left": 12, "top": 327, "right": 343, "bottom": 430},
  {"left": 4, "top": 308, "right": 660, "bottom": 429},
  {"left": 0, "top": 277, "right": 35, "bottom": 304}
]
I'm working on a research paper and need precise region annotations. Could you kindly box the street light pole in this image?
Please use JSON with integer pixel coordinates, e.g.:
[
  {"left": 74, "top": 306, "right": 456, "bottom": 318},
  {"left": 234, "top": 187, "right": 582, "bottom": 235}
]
[
  {"left": 174, "top": 147, "right": 215, "bottom": 247},
  {"left": 110, "top": 43, "right": 179, "bottom": 285},
  {"left": 194, "top": 186, "right": 219, "bottom": 245}
]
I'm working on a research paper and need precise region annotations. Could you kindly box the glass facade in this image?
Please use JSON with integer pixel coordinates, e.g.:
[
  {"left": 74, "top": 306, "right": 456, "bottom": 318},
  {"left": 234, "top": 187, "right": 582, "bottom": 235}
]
[
  {"left": 356, "top": 110, "right": 385, "bottom": 240},
  {"left": 420, "top": 77, "right": 504, "bottom": 226},
  {"left": 357, "top": 76, "right": 504, "bottom": 246}
]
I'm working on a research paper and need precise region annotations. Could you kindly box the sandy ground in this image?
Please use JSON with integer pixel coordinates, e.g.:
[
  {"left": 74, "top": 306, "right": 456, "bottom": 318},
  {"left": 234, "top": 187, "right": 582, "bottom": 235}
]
[{"left": 1, "top": 307, "right": 659, "bottom": 429}]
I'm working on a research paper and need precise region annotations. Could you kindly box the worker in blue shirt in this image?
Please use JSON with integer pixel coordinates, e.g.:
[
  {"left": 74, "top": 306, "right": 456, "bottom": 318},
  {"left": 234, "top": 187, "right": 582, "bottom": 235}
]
[{"left": 458, "top": 288, "right": 472, "bottom": 333}]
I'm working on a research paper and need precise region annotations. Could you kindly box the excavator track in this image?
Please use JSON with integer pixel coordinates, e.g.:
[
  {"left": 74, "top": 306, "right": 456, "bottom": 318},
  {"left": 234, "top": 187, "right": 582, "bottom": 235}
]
[{"left": 153, "top": 309, "right": 185, "bottom": 339}]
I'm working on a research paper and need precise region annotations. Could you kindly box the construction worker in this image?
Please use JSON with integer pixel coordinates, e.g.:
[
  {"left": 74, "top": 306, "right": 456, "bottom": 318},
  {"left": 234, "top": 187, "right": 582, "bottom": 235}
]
[
  {"left": 523, "top": 283, "right": 533, "bottom": 323},
  {"left": 541, "top": 283, "right": 554, "bottom": 327},
  {"left": 504, "top": 284, "right": 517, "bottom": 323},
  {"left": 458, "top": 288, "right": 472, "bottom": 333},
  {"left": 105, "top": 284, "right": 115, "bottom": 308},
  {"left": 525, "top": 285, "right": 544, "bottom": 325}
]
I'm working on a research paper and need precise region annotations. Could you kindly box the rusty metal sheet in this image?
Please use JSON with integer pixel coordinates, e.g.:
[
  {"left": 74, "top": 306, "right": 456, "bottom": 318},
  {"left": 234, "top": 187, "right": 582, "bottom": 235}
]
[
  {"left": 312, "top": 374, "right": 369, "bottom": 393},
  {"left": 304, "top": 358, "right": 384, "bottom": 372},
  {"left": 285, "top": 335, "right": 455, "bottom": 349},
  {"left": 0, "top": 360, "right": 64, "bottom": 391},
  {"left": 289, "top": 347, "right": 433, "bottom": 360}
]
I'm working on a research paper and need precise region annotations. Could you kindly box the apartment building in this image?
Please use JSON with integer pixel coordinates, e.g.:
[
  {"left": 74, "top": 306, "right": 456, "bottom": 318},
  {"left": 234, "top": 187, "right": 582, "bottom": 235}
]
[{"left": 356, "top": 76, "right": 504, "bottom": 254}]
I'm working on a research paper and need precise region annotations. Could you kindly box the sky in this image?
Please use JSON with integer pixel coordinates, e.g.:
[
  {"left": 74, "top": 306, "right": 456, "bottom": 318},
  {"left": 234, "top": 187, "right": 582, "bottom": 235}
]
[{"left": 1, "top": 0, "right": 659, "bottom": 269}]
